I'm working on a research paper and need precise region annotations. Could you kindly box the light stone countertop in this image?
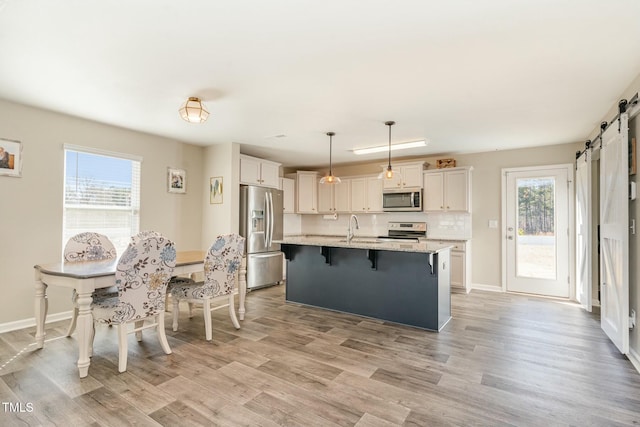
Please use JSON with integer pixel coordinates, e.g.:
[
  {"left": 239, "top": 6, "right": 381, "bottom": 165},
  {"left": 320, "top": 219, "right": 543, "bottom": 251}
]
[{"left": 277, "top": 235, "right": 453, "bottom": 254}]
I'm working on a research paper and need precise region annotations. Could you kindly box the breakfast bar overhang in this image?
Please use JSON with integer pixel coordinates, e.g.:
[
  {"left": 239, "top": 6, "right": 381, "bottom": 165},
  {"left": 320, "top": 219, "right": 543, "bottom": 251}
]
[{"left": 280, "top": 237, "right": 452, "bottom": 331}]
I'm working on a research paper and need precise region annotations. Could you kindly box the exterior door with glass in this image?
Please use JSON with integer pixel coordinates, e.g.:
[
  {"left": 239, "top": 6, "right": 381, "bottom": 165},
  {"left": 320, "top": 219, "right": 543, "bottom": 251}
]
[{"left": 504, "top": 166, "right": 571, "bottom": 298}]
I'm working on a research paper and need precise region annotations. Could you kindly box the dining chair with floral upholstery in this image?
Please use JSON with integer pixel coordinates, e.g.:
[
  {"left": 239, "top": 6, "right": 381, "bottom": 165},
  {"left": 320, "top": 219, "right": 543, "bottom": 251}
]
[
  {"left": 64, "top": 232, "right": 118, "bottom": 337},
  {"left": 131, "top": 230, "right": 163, "bottom": 243},
  {"left": 132, "top": 230, "right": 197, "bottom": 310},
  {"left": 91, "top": 234, "right": 176, "bottom": 373},
  {"left": 170, "top": 234, "right": 245, "bottom": 341}
]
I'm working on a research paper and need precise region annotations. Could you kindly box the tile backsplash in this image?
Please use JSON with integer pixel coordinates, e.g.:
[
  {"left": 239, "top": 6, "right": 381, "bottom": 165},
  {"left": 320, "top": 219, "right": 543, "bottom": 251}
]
[
  {"left": 425, "top": 212, "right": 472, "bottom": 240},
  {"left": 284, "top": 211, "right": 471, "bottom": 240}
]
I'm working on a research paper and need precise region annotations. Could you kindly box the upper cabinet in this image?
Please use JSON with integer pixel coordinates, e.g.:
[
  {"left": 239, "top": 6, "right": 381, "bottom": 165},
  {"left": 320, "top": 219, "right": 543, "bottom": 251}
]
[
  {"left": 318, "top": 179, "right": 351, "bottom": 213},
  {"left": 280, "top": 177, "right": 295, "bottom": 213},
  {"left": 350, "top": 176, "right": 383, "bottom": 213},
  {"left": 381, "top": 162, "right": 425, "bottom": 189},
  {"left": 423, "top": 166, "right": 472, "bottom": 212},
  {"left": 240, "top": 155, "right": 281, "bottom": 189},
  {"left": 294, "top": 171, "right": 319, "bottom": 213}
]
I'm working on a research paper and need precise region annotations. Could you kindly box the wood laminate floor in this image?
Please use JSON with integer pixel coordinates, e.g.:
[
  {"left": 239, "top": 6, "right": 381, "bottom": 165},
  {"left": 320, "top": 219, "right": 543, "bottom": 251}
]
[{"left": 1, "top": 286, "right": 639, "bottom": 426}]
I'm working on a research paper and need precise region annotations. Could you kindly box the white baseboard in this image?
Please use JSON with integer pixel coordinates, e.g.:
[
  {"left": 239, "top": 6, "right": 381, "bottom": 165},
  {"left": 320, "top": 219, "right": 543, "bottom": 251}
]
[
  {"left": 0, "top": 311, "right": 73, "bottom": 334},
  {"left": 629, "top": 348, "right": 640, "bottom": 375},
  {"left": 471, "top": 283, "right": 503, "bottom": 292}
]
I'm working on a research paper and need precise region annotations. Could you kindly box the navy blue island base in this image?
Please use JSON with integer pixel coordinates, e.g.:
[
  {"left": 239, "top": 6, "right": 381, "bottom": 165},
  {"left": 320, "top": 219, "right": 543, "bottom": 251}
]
[{"left": 281, "top": 244, "right": 451, "bottom": 331}]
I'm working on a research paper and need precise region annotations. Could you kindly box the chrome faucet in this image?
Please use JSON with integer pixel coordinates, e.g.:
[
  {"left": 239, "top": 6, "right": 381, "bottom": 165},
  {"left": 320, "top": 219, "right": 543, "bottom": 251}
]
[{"left": 347, "top": 214, "right": 360, "bottom": 243}]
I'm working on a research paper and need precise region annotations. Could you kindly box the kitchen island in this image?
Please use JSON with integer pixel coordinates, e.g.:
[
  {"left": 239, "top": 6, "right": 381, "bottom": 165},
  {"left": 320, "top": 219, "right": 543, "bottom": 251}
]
[{"left": 279, "top": 236, "right": 452, "bottom": 331}]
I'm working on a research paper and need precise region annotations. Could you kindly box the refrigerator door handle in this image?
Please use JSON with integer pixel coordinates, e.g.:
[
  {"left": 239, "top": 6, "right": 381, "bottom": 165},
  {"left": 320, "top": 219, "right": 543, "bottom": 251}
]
[
  {"left": 268, "top": 191, "right": 274, "bottom": 248},
  {"left": 264, "top": 194, "right": 269, "bottom": 247},
  {"left": 267, "top": 191, "right": 272, "bottom": 247}
]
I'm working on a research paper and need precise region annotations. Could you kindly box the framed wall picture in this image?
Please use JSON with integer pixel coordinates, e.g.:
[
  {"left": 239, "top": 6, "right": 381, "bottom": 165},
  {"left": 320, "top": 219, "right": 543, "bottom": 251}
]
[
  {"left": 210, "top": 176, "right": 223, "bottom": 204},
  {"left": 0, "top": 138, "right": 22, "bottom": 177},
  {"left": 168, "top": 167, "right": 186, "bottom": 193}
]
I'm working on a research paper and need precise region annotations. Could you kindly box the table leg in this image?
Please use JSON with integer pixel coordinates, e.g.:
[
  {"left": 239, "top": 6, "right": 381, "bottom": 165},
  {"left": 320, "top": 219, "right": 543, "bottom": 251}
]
[
  {"left": 34, "top": 276, "right": 48, "bottom": 349},
  {"left": 238, "top": 256, "right": 247, "bottom": 321},
  {"left": 75, "top": 290, "right": 93, "bottom": 378}
]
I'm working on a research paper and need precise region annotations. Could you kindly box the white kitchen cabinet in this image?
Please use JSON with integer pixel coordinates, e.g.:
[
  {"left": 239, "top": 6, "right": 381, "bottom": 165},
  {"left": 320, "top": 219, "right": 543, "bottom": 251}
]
[
  {"left": 294, "top": 171, "right": 318, "bottom": 213},
  {"left": 423, "top": 166, "right": 472, "bottom": 212},
  {"left": 318, "top": 180, "right": 351, "bottom": 213},
  {"left": 450, "top": 251, "right": 464, "bottom": 290},
  {"left": 280, "top": 177, "right": 295, "bottom": 213},
  {"left": 335, "top": 180, "right": 351, "bottom": 212},
  {"left": 432, "top": 240, "right": 471, "bottom": 293},
  {"left": 240, "top": 154, "right": 281, "bottom": 188},
  {"left": 382, "top": 162, "right": 425, "bottom": 189},
  {"left": 317, "top": 181, "right": 333, "bottom": 213},
  {"left": 350, "top": 176, "right": 383, "bottom": 213}
]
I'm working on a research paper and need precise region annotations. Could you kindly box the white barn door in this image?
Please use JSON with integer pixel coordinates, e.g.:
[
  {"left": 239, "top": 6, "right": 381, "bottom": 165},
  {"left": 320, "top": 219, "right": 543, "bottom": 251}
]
[
  {"left": 576, "top": 150, "right": 592, "bottom": 312},
  {"left": 600, "top": 113, "right": 629, "bottom": 354}
]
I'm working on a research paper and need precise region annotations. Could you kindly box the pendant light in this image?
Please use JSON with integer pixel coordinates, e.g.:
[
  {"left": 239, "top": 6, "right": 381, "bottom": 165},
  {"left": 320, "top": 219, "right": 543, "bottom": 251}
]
[
  {"left": 319, "top": 132, "right": 341, "bottom": 184},
  {"left": 378, "top": 121, "right": 398, "bottom": 180},
  {"left": 179, "top": 97, "right": 209, "bottom": 123}
]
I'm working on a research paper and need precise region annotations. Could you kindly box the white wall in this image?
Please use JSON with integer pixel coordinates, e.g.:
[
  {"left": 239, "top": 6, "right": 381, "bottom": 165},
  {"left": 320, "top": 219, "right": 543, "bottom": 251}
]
[
  {"left": 201, "top": 142, "right": 241, "bottom": 246},
  {"left": 0, "top": 99, "right": 204, "bottom": 324}
]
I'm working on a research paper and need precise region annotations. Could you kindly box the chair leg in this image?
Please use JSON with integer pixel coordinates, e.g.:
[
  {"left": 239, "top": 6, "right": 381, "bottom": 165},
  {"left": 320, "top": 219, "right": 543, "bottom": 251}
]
[
  {"left": 135, "top": 320, "right": 144, "bottom": 342},
  {"left": 203, "top": 299, "right": 213, "bottom": 341},
  {"left": 65, "top": 306, "right": 79, "bottom": 337},
  {"left": 229, "top": 294, "right": 240, "bottom": 330},
  {"left": 117, "top": 323, "right": 128, "bottom": 373},
  {"left": 172, "top": 297, "right": 180, "bottom": 332},
  {"left": 188, "top": 303, "right": 194, "bottom": 318},
  {"left": 157, "top": 313, "right": 172, "bottom": 355}
]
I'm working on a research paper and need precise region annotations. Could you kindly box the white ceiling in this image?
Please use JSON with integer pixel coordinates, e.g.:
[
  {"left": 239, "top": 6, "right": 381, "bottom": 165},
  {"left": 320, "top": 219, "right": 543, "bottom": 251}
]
[{"left": 1, "top": 1, "right": 640, "bottom": 168}]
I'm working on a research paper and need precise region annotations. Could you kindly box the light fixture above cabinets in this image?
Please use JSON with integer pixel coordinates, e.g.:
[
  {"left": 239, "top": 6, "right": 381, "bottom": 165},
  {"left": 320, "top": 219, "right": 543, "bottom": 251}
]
[
  {"left": 319, "top": 132, "right": 341, "bottom": 185},
  {"left": 378, "top": 121, "right": 398, "bottom": 180}
]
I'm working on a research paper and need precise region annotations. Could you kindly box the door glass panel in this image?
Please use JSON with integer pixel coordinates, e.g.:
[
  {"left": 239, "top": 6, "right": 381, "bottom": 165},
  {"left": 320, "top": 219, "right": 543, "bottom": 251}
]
[{"left": 516, "top": 177, "right": 556, "bottom": 280}]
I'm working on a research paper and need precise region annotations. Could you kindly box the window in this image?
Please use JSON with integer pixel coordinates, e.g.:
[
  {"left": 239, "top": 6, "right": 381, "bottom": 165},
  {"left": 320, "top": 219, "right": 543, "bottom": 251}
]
[{"left": 63, "top": 146, "right": 141, "bottom": 255}]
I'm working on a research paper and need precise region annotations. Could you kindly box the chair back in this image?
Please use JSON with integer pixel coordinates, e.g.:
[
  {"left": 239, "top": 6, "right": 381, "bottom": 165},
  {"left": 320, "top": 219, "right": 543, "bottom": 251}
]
[
  {"left": 114, "top": 235, "right": 176, "bottom": 322},
  {"left": 203, "top": 234, "right": 245, "bottom": 298},
  {"left": 131, "top": 230, "right": 163, "bottom": 244},
  {"left": 64, "top": 232, "right": 117, "bottom": 262}
]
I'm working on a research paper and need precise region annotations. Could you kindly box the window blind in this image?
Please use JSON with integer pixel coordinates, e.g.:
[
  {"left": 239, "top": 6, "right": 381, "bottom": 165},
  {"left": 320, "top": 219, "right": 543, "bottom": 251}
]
[{"left": 63, "top": 148, "right": 141, "bottom": 256}]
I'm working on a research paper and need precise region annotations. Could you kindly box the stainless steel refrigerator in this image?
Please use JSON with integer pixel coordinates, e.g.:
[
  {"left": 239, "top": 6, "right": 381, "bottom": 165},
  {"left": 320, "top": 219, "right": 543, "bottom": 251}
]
[{"left": 239, "top": 185, "right": 284, "bottom": 289}]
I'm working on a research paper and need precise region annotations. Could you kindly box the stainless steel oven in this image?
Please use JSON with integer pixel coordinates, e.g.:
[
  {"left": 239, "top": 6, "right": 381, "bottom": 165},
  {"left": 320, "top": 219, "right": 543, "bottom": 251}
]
[
  {"left": 378, "top": 222, "right": 427, "bottom": 241},
  {"left": 382, "top": 188, "right": 422, "bottom": 211}
]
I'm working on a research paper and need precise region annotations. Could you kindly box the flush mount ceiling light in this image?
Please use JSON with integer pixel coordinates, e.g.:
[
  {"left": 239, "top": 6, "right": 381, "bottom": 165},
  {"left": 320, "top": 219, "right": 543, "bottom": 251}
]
[
  {"left": 319, "top": 132, "right": 341, "bottom": 185},
  {"left": 353, "top": 139, "right": 427, "bottom": 155},
  {"left": 179, "top": 97, "right": 209, "bottom": 123},
  {"left": 378, "top": 121, "right": 399, "bottom": 180}
]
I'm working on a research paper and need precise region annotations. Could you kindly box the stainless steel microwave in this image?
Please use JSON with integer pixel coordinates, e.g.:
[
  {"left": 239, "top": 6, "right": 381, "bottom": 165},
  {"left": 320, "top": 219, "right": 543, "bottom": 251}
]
[{"left": 382, "top": 188, "right": 422, "bottom": 211}]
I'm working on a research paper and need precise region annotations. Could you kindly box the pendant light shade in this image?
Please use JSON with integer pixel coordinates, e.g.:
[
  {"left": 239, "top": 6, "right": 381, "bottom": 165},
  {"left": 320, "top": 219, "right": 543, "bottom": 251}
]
[
  {"left": 319, "top": 132, "right": 341, "bottom": 184},
  {"left": 378, "top": 121, "right": 399, "bottom": 180},
  {"left": 179, "top": 97, "right": 209, "bottom": 123}
]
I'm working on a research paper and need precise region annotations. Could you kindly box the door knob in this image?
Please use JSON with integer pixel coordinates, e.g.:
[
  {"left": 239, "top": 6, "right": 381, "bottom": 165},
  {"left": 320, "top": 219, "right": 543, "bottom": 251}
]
[{"left": 507, "top": 236, "right": 513, "bottom": 240}]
